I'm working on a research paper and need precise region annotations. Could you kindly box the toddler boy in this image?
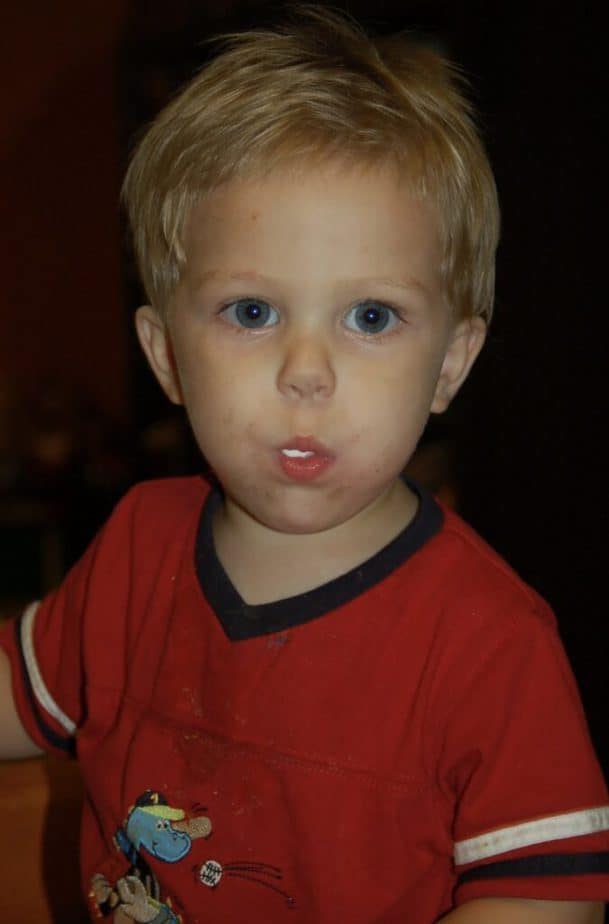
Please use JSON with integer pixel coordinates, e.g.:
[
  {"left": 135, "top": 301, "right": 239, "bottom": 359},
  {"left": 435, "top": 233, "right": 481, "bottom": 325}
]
[{"left": 1, "top": 7, "right": 607, "bottom": 923}]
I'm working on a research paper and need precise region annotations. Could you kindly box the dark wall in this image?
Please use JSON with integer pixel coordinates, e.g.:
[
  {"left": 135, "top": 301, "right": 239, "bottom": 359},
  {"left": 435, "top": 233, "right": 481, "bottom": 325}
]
[
  {"left": 450, "top": 7, "right": 607, "bottom": 770},
  {"left": 0, "top": 3, "right": 129, "bottom": 422}
]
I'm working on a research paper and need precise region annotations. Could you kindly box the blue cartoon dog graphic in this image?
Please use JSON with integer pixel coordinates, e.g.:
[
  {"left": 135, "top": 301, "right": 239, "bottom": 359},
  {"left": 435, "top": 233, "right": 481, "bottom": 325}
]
[{"left": 90, "top": 790, "right": 212, "bottom": 923}]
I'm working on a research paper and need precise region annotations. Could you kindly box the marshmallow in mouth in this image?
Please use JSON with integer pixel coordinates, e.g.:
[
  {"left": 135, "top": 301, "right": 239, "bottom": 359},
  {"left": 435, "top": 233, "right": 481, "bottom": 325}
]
[{"left": 281, "top": 448, "right": 315, "bottom": 458}]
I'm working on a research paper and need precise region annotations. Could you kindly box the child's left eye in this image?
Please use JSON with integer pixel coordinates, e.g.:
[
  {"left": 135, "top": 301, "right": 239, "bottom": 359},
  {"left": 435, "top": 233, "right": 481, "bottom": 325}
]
[
  {"left": 220, "top": 298, "right": 279, "bottom": 329},
  {"left": 344, "top": 300, "right": 399, "bottom": 335}
]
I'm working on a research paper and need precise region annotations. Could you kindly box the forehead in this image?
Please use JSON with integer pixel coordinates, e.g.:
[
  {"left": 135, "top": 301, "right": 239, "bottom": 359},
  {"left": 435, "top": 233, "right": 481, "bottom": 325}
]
[{"left": 181, "top": 163, "right": 444, "bottom": 297}]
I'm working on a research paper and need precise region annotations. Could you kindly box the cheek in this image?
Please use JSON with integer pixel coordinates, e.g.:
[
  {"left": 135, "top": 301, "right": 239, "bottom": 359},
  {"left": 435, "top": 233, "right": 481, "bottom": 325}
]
[
  {"left": 177, "top": 350, "right": 234, "bottom": 416},
  {"left": 349, "top": 368, "right": 434, "bottom": 449},
  {"left": 181, "top": 372, "right": 262, "bottom": 463}
]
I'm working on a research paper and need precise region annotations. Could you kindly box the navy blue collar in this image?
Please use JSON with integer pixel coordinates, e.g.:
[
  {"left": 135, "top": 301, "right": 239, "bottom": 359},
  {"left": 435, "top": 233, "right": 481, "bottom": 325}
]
[{"left": 195, "top": 478, "right": 443, "bottom": 641}]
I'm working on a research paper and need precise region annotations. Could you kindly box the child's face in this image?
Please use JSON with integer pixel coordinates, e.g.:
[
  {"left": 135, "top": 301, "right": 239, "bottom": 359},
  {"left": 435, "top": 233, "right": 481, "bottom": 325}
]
[{"left": 137, "top": 163, "right": 484, "bottom": 537}]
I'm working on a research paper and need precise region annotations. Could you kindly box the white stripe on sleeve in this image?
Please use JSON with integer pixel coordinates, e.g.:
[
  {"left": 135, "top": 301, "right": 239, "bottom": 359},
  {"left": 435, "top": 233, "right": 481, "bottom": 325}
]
[
  {"left": 454, "top": 805, "right": 609, "bottom": 865},
  {"left": 20, "top": 601, "right": 77, "bottom": 736}
]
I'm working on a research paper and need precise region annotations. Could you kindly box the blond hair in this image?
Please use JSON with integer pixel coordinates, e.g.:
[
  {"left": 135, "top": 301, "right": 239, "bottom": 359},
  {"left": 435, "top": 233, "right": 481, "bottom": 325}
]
[{"left": 123, "top": 6, "right": 499, "bottom": 321}]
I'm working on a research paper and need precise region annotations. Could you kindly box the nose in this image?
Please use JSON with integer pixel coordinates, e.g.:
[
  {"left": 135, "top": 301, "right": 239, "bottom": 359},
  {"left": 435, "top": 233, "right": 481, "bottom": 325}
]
[{"left": 276, "top": 333, "right": 336, "bottom": 401}]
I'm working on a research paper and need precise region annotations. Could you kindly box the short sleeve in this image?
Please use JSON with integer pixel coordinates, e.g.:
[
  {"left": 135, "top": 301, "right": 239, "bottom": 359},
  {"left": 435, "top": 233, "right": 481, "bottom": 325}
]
[
  {"left": 0, "top": 478, "right": 206, "bottom": 759},
  {"left": 0, "top": 535, "right": 99, "bottom": 755},
  {"left": 434, "top": 598, "right": 609, "bottom": 904}
]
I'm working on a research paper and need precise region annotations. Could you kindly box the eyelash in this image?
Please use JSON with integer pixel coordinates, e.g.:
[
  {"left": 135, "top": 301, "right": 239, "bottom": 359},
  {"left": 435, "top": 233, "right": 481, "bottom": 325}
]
[
  {"left": 343, "top": 300, "right": 401, "bottom": 335},
  {"left": 219, "top": 298, "right": 279, "bottom": 330},
  {"left": 218, "top": 298, "right": 403, "bottom": 336}
]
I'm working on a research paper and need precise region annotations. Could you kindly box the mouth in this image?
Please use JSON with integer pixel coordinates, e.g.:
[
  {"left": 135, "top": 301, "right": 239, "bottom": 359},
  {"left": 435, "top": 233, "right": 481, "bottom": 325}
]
[{"left": 278, "top": 437, "right": 334, "bottom": 482}]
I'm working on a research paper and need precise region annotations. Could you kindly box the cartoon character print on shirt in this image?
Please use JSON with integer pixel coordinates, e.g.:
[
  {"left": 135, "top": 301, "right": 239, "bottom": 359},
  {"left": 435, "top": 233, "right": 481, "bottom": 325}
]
[
  {"left": 90, "top": 788, "right": 296, "bottom": 919},
  {"left": 90, "top": 790, "right": 212, "bottom": 923}
]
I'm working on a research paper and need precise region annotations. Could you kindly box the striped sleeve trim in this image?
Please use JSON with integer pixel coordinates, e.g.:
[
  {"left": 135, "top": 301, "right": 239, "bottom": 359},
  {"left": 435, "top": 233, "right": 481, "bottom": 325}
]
[
  {"left": 458, "top": 851, "right": 609, "bottom": 885},
  {"left": 454, "top": 807, "right": 609, "bottom": 865},
  {"left": 19, "top": 602, "right": 77, "bottom": 738}
]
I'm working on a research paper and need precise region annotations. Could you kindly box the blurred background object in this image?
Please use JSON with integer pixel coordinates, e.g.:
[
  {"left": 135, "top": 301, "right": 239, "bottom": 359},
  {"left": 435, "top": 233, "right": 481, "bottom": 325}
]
[{"left": 0, "top": 2, "right": 606, "bottom": 920}]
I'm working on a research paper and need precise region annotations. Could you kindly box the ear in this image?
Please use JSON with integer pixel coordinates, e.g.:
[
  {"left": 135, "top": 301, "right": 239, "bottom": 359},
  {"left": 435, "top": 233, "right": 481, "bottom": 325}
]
[
  {"left": 431, "top": 317, "right": 486, "bottom": 414},
  {"left": 135, "top": 305, "right": 183, "bottom": 405}
]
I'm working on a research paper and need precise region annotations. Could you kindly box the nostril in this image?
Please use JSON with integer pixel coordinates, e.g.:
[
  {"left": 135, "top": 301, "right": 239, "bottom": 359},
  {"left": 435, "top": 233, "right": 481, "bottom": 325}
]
[{"left": 277, "top": 363, "right": 336, "bottom": 401}]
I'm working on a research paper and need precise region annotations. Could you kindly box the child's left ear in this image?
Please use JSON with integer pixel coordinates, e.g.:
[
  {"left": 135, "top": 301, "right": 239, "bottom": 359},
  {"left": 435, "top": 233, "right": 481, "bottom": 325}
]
[{"left": 431, "top": 317, "right": 486, "bottom": 413}]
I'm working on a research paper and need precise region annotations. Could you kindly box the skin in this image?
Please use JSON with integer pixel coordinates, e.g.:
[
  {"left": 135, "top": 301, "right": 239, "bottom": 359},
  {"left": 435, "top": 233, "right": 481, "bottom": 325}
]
[
  {"left": 0, "top": 647, "right": 42, "bottom": 758},
  {"left": 439, "top": 898, "right": 605, "bottom": 923}
]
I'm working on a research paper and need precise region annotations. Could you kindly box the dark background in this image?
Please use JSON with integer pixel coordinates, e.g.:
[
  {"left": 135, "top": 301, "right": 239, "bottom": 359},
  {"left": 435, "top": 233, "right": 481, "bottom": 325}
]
[{"left": 1, "top": 0, "right": 606, "bottom": 780}]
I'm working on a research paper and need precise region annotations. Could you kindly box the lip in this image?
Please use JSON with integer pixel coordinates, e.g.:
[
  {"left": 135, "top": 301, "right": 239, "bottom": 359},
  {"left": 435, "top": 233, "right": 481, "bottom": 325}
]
[
  {"left": 277, "top": 436, "right": 335, "bottom": 483},
  {"left": 280, "top": 436, "right": 332, "bottom": 455}
]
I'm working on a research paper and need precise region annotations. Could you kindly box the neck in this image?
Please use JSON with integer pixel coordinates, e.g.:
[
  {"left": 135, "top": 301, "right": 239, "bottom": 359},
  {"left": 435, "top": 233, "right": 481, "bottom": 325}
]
[{"left": 212, "top": 478, "right": 418, "bottom": 605}]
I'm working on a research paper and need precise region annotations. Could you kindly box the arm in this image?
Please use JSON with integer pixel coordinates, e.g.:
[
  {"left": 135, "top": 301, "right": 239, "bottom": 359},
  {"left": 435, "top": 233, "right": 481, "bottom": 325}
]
[
  {"left": 0, "top": 646, "right": 43, "bottom": 759},
  {"left": 440, "top": 898, "right": 605, "bottom": 923}
]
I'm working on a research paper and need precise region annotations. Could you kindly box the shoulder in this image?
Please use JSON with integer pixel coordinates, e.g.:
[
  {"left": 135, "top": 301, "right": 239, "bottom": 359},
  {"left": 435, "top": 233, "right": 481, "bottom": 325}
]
[
  {"left": 116, "top": 475, "right": 211, "bottom": 521},
  {"left": 56, "top": 477, "right": 213, "bottom": 691},
  {"left": 412, "top": 504, "right": 589, "bottom": 744},
  {"left": 403, "top": 500, "right": 570, "bottom": 710},
  {"left": 66, "top": 475, "right": 213, "bottom": 606},
  {"left": 420, "top": 502, "right": 556, "bottom": 634},
  {"left": 99, "top": 475, "right": 212, "bottom": 546}
]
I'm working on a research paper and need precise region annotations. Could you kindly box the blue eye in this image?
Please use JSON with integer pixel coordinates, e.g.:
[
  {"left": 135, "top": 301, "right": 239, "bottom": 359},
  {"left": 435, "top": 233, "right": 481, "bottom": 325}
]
[
  {"left": 344, "top": 300, "right": 398, "bottom": 335},
  {"left": 221, "top": 298, "right": 279, "bottom": 329}
]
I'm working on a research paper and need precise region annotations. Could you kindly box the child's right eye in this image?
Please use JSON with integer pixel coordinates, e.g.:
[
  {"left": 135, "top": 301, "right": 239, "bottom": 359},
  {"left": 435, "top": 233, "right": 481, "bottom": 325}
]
[{"left": 220, "top": 298, "right": 279, "bottom": 329}]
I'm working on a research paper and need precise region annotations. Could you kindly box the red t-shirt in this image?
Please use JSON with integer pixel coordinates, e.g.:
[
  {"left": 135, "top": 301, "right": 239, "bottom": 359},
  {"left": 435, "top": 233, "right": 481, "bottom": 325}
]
[{"left": 2, "top": 476, "right": 608, "bottom": 923}]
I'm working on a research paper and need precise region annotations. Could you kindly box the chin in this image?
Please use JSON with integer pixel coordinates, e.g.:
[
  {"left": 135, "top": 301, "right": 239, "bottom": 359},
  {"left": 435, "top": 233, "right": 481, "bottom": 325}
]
[
  {"left": 258, "top": 511, "right": 335, "bottom": 536},
  {"left": 253, "top": 495, "right": 357, "bottom": 536}
]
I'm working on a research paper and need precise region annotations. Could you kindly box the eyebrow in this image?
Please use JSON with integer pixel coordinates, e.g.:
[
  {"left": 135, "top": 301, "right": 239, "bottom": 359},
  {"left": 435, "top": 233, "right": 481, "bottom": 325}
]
[
  {"left": 362, "top": 276, "right": 429, "bottom": 295},
  {"left": 193, "top": 270, "right": 430, "bottom": 297},
  {"left": 193, "top": 269, "right": 262, "bottom": 287}
]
